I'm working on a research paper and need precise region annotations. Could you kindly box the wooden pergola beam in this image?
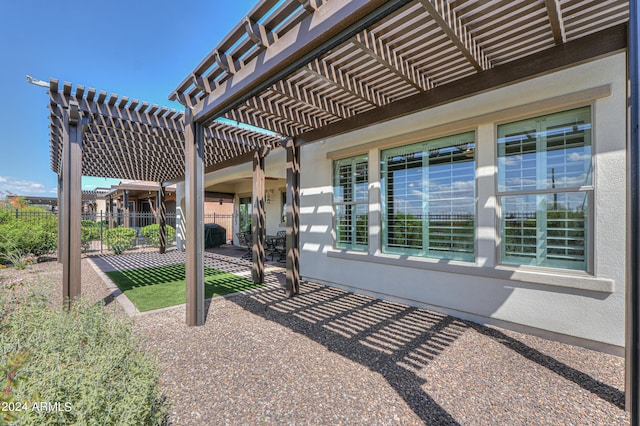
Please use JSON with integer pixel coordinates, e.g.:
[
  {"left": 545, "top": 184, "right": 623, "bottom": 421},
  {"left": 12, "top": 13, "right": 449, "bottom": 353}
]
[
  {"left": 268, "top": 85, "right": 344, "bottom": 123},
  {"left": 187, "top": 0, "right": 402, "bottom": 124},
  {"left": 225, "top": 103, "right": 309, "bottom": 137},
  {"left": 417, "top": 0, "right": 490, "bottom": 72},
  {"left": 49, "top": 83, "right": 282, "bottom": 183},
  {"left": 296, "top": 23, "right": 627, "bottom": 145},
  {"left": 50, "top": 80, "right": 184, "bottom": 133},
  {"left": 544, "top": 0, "right": 566, "bottom": 44}
]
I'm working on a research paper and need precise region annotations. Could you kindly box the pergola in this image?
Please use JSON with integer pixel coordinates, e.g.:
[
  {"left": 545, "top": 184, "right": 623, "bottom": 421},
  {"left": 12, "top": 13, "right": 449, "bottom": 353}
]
[
  {"left": 46, "top": 0, "right": 640, "bottom": 417},
  {"left": 48, "top": 79, "right": 283, "bottom": 324}
]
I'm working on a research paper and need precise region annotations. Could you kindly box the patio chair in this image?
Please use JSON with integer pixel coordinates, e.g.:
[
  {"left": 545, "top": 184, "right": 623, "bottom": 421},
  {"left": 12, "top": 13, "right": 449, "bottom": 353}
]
[
  {"left": 236, "top": 232, "right": 252, "bottom": 260},
  {"left": 274, "top": 230, "right": 286, "bottom": 262}
]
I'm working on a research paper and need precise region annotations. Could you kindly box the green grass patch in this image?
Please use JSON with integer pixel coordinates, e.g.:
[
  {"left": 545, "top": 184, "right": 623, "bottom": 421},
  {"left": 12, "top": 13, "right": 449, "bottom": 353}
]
[{"left": 105, "top": 264, "right": 262, "bottom": 312}]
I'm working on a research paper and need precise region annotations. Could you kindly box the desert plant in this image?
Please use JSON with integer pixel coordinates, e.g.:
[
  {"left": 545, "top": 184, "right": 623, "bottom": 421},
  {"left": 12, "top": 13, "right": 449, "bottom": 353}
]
[
  {"left": 103, "top": 227, "right": 137, "bottom": 253},
  {"left": 0, "top": 291, "right": 168, "bottom": 425},
  {"left": 1, "top": 349, "right": 30, "bottom": 424},
  {"left": 0, "top": 237, "right": 28, "bottom": 270},
  {"left": 140, "top": 224, "right": 176, "bottom": 247}
]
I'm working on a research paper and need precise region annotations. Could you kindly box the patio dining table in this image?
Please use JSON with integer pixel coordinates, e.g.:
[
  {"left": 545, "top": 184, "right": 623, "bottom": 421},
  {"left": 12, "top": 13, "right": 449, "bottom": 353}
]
[{"left": 266, "top": 234, "right": 286, "bottom": 262}]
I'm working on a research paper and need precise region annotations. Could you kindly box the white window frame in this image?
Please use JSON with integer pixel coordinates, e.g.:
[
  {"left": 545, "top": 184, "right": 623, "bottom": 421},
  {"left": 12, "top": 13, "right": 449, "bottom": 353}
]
[
  {"left": 496, "top": 105, "right": 594, "bottom": 273},
  {"left": 333, "top": 154, "right": 369, "bottom": 251},
  {"left": 380, "top": 132, "right": 476, "bottom": 262}
]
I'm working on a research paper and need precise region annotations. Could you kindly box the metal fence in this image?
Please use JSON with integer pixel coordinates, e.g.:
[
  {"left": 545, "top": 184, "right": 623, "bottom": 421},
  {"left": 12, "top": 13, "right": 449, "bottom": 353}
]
[
  {"left": 7, "top": 209, "right": 236, "bottom": 255},
  {"left": 204, "top": 213, "right": 234, "bottom": 243}
]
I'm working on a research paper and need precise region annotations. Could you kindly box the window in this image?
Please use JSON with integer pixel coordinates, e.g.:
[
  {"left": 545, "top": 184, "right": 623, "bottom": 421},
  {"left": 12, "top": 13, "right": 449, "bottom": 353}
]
[
  {"left": 497, "top": 106, "right": 592, "bottom": 271},
  {"left": 333, "top": 155, "right": 369, "bottom": 250},
  {"left": 239, "top": 196, "right": 252, "bottom": 233},
  {"left": 381, "top": 132, "right": 475, "bottom": 261}
]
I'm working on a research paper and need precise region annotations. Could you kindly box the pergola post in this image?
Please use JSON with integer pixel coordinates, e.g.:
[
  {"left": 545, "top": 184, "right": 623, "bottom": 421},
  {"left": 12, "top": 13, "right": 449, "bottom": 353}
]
[
  {"left": 627, "top": 0, "right": 639, "bottom": 420},
  {"left": 251, "top": 148, "right": 267, "bottom": 284},
  {"left": 283, "top": 137, "right": 300, "bottom": 296},
  {"left": 184, "top": 108, "right": 205, "bottom": 326},
  {"left": 175, "top": 182, "right": 186, "bottom": 251},
  {"left": 157, "top": 182, "right": 167, "bottom": 254},
  {"left": 57, "top": 173, "right": 63, "bottom": 263},
  {"left": 106, "top": 195, "right": 113, "bottom": 229},
  {"left": 123, "top": 190, "right": 130, "bottom": 228},
  {"left": 61, "top": 101, "right": 83, "bottom": 308}
]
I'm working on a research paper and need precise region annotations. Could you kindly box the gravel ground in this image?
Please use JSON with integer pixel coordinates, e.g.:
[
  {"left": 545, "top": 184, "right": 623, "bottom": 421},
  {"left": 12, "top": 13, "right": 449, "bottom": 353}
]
[{"left": 2, "top": 254, "right": 629, "bottom": 425}]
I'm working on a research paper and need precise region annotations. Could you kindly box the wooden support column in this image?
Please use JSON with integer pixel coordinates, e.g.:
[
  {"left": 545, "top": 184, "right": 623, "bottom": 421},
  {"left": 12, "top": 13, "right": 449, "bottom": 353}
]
[
  {"left": 251, "top": 148, "right": 268, "bottom": 284},
  {"left": 157, "top": 183, "right": 167, "bottom": 254},
  {"left": 627, "top": 0, "right": 639, "bottom": 418},
  {"left": 57, "top": 173, "right": 63, "bottom": 263},
  {"left": 184, "top": 108, "right": 205, "bottom": 326},
  {"left": 283, "top": 137, "right": 301, "bottom": 296},
  {"left": 106, "top": 195, "right": 113, "bottom": 229},
  {"left": 123, "top": 190, "right": 130, "bottom": 228},
  {"left": 61, "top": 101, "right": 83, "bottom": 308}
]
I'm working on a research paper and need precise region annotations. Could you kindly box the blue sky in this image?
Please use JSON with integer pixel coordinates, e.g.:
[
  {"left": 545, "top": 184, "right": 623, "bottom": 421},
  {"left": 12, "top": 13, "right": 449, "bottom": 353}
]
[{"left": 0, "top": 0, "right": 257, "bottom": 197}]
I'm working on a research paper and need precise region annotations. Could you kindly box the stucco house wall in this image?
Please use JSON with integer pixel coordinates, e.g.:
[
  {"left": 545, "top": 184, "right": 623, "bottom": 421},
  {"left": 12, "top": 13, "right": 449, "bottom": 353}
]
[{"left": 297, "top": 53, "right": 627, "bottom": 354}]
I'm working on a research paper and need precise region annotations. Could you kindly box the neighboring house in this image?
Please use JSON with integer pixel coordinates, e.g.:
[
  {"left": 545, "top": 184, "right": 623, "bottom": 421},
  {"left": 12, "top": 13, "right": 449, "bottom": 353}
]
[
  {"left": 7, "top": 195, "right": 57, "bottom": 211},
  {"left": 104, "top": 181, "right": 177, "bottom": 220}
]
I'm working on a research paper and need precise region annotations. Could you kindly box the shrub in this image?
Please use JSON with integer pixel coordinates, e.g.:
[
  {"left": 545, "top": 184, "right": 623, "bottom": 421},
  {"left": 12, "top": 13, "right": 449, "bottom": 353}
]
[
  {"left": 103, "top": 227, "right": 137, "bottom": 253},
  {"left": 0, "top": 207, "right": 12, "bottom": 224},
  {"left": 0, "top": 291, "right": 168, "bottom": 425},
  {"left": 0, "top": 206, "right": 57, "bottom": 259},
  {"left": 140, "top": 224, "right": 176, "bottom": 247},
  {"left": 81, "top": 220, "right": 101, "bottom": 252},
  {"left": 0, "top": 222, "right": 57, "bottom": 259}
]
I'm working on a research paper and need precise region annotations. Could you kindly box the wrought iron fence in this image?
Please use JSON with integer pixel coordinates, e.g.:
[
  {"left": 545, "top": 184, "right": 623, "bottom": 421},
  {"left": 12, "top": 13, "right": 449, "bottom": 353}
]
[
  {"left": 204, "top": 213, "right": 234, "bottom": 243},
  {"left": 6, "top": 209, "right": 235, "bottom": 255}
]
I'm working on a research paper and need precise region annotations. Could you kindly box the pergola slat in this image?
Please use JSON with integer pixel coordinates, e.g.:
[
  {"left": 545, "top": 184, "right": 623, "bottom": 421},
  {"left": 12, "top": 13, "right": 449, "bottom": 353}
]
[
  {"left": 545, "top": 0, "right": 566, "bottom": 44},
  {"left": 351, "top": 29, "right": 433, "bottom": 92}
]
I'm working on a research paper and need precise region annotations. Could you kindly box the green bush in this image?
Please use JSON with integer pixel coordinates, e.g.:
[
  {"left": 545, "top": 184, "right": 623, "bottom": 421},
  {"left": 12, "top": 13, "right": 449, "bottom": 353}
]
[
  {"left": 0, "top": 221, "right": 57, "bottom": 258},
  {"left": 0, "top": 207, "right": 12, "bottom": 224},
  {"left": 0, "top": 291, "right": 167, "bottom": 425},
  {"left": 103, "top": 227, "right": 137, "bottom": 253},
  {"left": 0, "top": 206, "right": 57, "bottom": 259},
  {"left": 81, "top": 220, "right": 101, "bottom": 252},
  {"left": 140, "top": 224, "right": 176, "bottom": 247}
]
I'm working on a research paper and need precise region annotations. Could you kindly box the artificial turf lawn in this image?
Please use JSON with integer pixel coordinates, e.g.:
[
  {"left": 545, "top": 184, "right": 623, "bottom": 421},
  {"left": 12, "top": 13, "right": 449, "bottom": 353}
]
[{"left": 105, "top": 263, "right": 263, "bottom": 312}]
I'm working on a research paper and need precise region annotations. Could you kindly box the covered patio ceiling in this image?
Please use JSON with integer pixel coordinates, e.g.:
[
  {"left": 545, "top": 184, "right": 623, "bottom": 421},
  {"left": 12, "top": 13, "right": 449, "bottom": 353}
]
[
  {"left": 48, "top": 80, "right": 283, "bottom": 183},
  {"left": 171, "top": 0, "right": 628, "bottom": 143}
]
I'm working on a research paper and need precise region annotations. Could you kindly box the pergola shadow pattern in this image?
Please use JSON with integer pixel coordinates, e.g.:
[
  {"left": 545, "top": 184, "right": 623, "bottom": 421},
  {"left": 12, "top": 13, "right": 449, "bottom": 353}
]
[{"left": 90, "top": 251, "right": 626, "bottom": 423}]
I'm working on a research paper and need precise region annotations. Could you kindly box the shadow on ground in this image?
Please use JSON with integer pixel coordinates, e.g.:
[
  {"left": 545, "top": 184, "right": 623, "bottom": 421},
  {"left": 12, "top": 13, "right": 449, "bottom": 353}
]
[
  {"left": 227, "top": 269, "right": 625, "bottom": 424},
  {"left": 227, "top": 275, "right": 465, "bottom": 425},
  {"left": 91, "top": 250, "right": 624, "bottom": 423}
]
